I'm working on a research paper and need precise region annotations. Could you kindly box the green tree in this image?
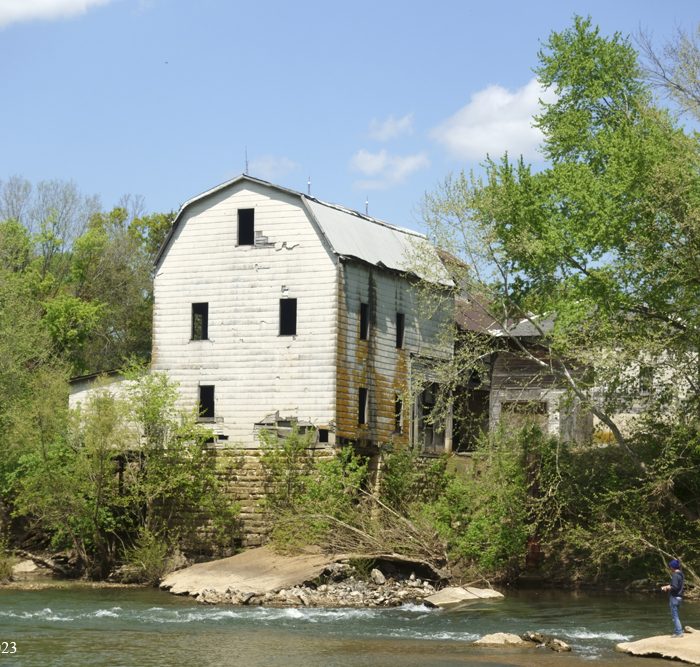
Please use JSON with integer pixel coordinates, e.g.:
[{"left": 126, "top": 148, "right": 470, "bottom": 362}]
[
  {"left": 69, "top": 208, "right": 154, "bottom": 372},
  {"left": 13, "top": 387, "right": 129, "bottom": 578},
  {"left": 0, "top": 266, "right": 69, "bottom": 531},
  {"left": 13, "top": 371, "right": 239, "bottom": 579},
  {"left": 421, "top": 16, "right": 700, "bottom": 580},
  {"left": 424, "top": 16, "right": 700, "bottom": 444},
  {"left": 0, "top": 178, "right": 166, "bottom": 375},
  {"left": 129, "top": 211, "right": 175, "bottom": 260}
]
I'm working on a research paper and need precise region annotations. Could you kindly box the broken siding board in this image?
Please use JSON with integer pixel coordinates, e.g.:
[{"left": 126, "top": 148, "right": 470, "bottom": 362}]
[{"left": 154, "top": 181, "right": 338, "bottom": 447}]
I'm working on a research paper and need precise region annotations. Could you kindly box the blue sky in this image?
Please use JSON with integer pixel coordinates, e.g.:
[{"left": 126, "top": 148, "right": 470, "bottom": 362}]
[{"left": 1, "top": 0, "right": 698, "bottom": 231}]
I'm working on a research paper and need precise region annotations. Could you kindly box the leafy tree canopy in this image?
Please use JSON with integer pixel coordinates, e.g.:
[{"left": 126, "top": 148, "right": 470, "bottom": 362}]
[{"left": 424, "top": 16, "right": 700, "bottom": 434}]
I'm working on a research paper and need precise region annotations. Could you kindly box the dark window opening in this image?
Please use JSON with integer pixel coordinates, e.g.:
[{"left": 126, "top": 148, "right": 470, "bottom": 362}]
[
  {"left": 394, "top": 396, "right": 403, "bottom": 433},
  {"left": 500, "top": 400, "right": 548, "bottom": 432},
  {"left": 639, "top": 365, "right": 654, "bottom": 396},
  {"left": 360, "top": 302, "right": 370, "bottom": 340},
  {"left": 396, "top": 312, "right": 405, "bottom": 349},
  {"left": 238, "top": 208, "right": 255, "bottom": 246},
  {"left": 422, "top": 384, "right": 437, "bottom": 409},
  {"left": 198, "top": 385, "right": 215, "bottom": 421},
  {"left": 279, "top": 298, "right": 297, "bottom": 335},
  {"left": 318, "top": 428, "right": 329, "bottom": 443},
  {"left": 501, "top": 400, "right": 547, "bottom": 415},
  {"left": 191, "top": 302, "right": 209, "bottom": 340},
  {"left": 358, "top": 387, "right": 368, "bottom": 425}
]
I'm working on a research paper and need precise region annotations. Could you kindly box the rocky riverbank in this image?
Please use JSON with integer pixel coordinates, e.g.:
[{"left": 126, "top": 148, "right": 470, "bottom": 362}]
[
  {"left": 194, "top": 565, "right": 437, "bottom": 607},
  {"left": 159, "top": 546, "right": 506, "bottom": 609}
]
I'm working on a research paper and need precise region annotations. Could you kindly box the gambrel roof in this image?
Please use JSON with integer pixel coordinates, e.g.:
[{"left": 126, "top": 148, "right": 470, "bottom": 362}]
[{"left": 155, "top": 174, "right": 452, "bottom": 286}]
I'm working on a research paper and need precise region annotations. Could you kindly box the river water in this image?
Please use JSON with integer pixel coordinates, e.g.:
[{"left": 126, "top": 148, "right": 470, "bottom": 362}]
[{"left": 0, "top": 586, "right": 687, "bottom": 666}]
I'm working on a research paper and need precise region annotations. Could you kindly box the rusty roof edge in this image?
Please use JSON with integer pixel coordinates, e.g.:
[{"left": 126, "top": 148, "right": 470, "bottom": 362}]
[{"left": 69, "top": 368, "right": 123, "bottom": 384}]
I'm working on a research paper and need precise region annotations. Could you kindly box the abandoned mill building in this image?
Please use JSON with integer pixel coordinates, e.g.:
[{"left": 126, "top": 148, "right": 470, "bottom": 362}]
[
  {"left": 144, "top": 175, "right": 455, "bottom": 453},
  {"left": 68, "top": 175, "right": 602, "bottom": 544}
]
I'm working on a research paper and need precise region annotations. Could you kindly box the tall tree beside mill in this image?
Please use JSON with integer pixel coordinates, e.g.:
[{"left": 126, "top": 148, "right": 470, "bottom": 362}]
[{"left": 421, "top": 17, "right": 700, "bottom": 580}]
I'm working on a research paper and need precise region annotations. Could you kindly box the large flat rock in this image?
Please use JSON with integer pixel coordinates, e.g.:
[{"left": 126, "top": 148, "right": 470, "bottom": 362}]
[
  {"left": 473, "top": 632, "right": 530, "bottom": 647},
  {"left": 617, "top": 633, "right": 700, "bottom": 665},
  {"left": 424, "top": 585, "right": 504, "bottom": 608},
  {"left": 161, "top": 546, "right": 337, "bottom": 597}
]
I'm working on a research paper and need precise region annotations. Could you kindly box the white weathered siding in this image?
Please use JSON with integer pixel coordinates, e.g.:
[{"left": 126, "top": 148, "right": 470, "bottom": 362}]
[
  {"left": 69, "top": 374, "right": 129, "bottom": 410},
  {"left": 335, "top": 261, "right": 452, "bottom": 444},
  {"left": 153, "top": 181, "right": 338, "bottom": 447}
]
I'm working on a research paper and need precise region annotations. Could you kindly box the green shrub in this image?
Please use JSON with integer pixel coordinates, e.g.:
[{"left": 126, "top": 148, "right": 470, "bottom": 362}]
[
  {"left": 12, "top": 370, "right": 240, "bottom": 579},
  {"left": 264, "top": 444, "right": 368, "bottom": 552},
  {"left": 259, "top": 426, "right": 316, "bottom": 513},
  {"left": 0, "top": 538, "right": 14, "bottom": 583},
  {"left": 380, "top": 448, "right": 448, "bottom": 509},
  {"left": 537, "top": 420, "right": 700, "bottom": 585},
  {"left": 123, "top": 527, "right": 172, "bottom": 585}
]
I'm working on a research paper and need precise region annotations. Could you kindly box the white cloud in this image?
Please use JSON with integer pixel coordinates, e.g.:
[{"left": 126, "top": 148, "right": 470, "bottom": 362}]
[
  {"left": 368, "top": 113, "right": 414, "bottom": 142},
  {"left": 248, "top": 155, "right": 299, "bottom": 182},
  {"left": 350, "top": 149, "right": 429, "bottom": 190},
  {"left": 431, "top": 78, "right": 556, "bottom": 160},
  {"left": 0, "top": 0, "right": 113, "bottom": 27}
]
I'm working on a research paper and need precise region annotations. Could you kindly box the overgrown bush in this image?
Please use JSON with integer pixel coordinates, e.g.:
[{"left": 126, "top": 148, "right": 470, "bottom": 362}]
[
  {"left": 12, "top": 370, "right": 240, "bottom": 579},
  {"left": 259, "top": 426, "right": 316, "bottom": 513},
  {"left": 123, "top": 527, "right": 173, "bottom": 585},
  {"left": 381, "top": 429, "right": 538, "bottom": 582},
  {"left": 380, "top": 448, "right": 448, "bottom": 508},
  {"left": 0, "top": 537, "right": 14, "bottom": 583},
  {"left": 262, "top": 432, "right": 539, "bottom": 580},
  {"left": 262, "top": 436, "right": 369, "bottom": 552},
  {"left": 261, "top": 419, "right": 700, "bottom": 587},
  {"left": 537, "top": 420, "right": 700, "bottom": 587}
]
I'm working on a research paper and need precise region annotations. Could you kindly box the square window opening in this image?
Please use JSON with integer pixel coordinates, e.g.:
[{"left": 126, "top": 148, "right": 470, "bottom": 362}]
[
  {"left": 360, "top": 302, "right": 370, "bottom": 340},
  {"left": 198, "top": 385, "right": 215, "bottom": 421},
  {"left": 279, "top": 298, "right": 297, "bottom": 336},
  {"left": 318, "top": 428, "right": 329, "bottom": 443},
  {"left": 192, "top": 302, "right": 209, "bottom": 340},
  {"left": 238, "top": 208, "right": 255, "bottom": 246},
  {"left": 358, "top": 387, "right": 368, "bottom": 425},
  {"left": 396, "top": 312, "right": 405, "bottom": 349}
]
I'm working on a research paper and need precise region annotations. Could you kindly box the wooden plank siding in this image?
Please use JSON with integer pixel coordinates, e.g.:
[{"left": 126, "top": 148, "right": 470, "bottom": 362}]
[
  {"left": 335, "top": 261, "right": 452, "bottom": 446},
  {"left": 153, "top": 181, "right": 338, "bottom": 448},
  {"left": 490, "top": 348, "right": 593, "bottom": 442}
]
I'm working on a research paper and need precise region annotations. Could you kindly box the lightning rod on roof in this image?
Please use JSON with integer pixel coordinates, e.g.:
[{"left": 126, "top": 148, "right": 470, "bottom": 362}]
[
  {"left": 244, "top": 147, "right": 249, "bottom": 175},
  {"left": 365, "top": 196, "right": 369, "bottom": 216},
  {"left": 307, "top": 176, "right": 311, "bottom": 195}
]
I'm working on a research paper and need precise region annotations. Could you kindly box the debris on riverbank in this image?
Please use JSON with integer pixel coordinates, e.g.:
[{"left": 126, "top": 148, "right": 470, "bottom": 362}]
[
  {"left": 194, "top": 569, "right": 439, "bottom": 607},
  {"left": 160, "top": 545, "right": 503, "bottom": 608}
]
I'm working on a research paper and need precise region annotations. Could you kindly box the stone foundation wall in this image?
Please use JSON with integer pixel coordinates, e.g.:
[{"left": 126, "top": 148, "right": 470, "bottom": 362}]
[{"left": 213, "top": 445, "right": 336, "bottom": 548}]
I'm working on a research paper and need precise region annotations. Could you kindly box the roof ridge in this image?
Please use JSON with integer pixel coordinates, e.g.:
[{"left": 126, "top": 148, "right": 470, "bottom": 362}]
[{"left": 156, "top": 173, "right": 427, "bottom": 266}]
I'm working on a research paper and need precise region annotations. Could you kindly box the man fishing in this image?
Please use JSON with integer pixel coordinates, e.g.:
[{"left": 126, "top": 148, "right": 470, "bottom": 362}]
[{"left": 661, "top": 559, "right": 684, "bottom": 637}]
